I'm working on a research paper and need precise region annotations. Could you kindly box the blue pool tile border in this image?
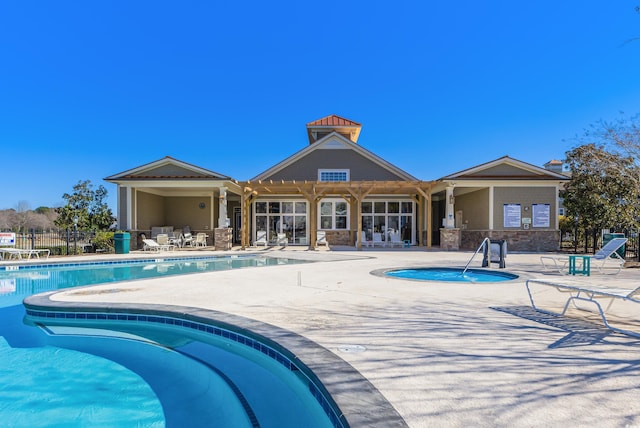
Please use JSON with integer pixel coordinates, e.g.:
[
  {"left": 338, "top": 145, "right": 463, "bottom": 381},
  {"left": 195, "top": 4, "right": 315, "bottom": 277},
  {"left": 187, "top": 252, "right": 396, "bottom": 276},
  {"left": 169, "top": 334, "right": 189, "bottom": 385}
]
[
  {"left": 0, "top": 254, "right": 262, "bottom": 272},
  {"left": 25, "top": 307, "right": 347, "bottom": 428}
]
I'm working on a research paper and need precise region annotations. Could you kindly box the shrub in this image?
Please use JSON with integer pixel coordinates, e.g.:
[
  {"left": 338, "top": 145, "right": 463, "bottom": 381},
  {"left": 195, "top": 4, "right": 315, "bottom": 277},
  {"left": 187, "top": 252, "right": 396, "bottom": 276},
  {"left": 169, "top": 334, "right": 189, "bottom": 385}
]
[{"left": 92, "top": 231, "right": 114, "bottom": 253}]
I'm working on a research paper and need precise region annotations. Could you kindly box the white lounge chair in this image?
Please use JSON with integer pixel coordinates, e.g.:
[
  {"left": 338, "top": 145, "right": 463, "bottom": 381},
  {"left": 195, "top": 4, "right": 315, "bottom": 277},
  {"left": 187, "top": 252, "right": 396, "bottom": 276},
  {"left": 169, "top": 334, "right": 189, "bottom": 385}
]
[
  {"left": 254, "top": 230, "right": 268, "bottom": 247},
  {"left": 373, "top": 232, "right": 385, "bottom": 247},
  {"left": 277, "top": 233, "right": 288, "bottom": 246},
  {"left": 526, "top": 279, "right": 640, "bottom": 338},
  {"left": 0, "top": 248, "right": 50, "bottom": 260},
  {"left": 142, "top": 239, "right": 172, "bottom": 252},
  {"left": 540, "top": 237, "right": 627, "bottom": 275},
  {"left": 316, "top": 231, "right": 329, "bottom": 248}
]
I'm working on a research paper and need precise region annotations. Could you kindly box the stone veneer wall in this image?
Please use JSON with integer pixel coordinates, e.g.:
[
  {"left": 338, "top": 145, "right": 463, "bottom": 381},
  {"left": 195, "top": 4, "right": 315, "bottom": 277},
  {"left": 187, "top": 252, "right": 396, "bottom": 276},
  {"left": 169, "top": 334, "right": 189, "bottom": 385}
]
[
  {"left": 440, "top": 228, "right": 461, "bottom": 251},
  {"left": 324, "top": 230, "right": 352, "bottom": 246},
  {"left": 214, "top": 228, "right": 232, "bottom": 251},
  {"left": 461, "top": 230, "right": 560, "bottom": 252}
]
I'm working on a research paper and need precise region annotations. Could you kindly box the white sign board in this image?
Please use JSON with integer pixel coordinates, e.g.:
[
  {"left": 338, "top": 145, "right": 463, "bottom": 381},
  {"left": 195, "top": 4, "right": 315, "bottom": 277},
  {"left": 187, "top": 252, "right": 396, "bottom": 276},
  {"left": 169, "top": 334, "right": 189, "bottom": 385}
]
[
  {"left": 532, "top": 204, "right": 550, "bottom": 228},
  {"left": 0, "top": 233, "right": 15, "bottom": 246},
  {"left": 503, "top": 204, "right": 521, "bottom": 228}
]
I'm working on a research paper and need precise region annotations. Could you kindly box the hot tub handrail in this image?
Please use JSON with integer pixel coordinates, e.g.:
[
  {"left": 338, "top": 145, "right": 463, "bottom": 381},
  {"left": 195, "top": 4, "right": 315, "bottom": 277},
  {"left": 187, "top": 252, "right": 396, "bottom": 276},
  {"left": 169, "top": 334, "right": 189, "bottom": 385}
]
[{"left": 462, "top": 237, "right": 491, "bottom": 274}]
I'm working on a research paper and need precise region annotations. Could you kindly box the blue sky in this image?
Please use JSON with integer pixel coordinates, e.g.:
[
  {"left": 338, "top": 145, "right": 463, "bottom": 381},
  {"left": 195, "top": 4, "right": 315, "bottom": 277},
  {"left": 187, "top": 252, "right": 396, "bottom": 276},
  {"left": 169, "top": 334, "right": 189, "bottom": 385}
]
[{"left": 1, "top": 1, "right": 638, "bottom": 211}]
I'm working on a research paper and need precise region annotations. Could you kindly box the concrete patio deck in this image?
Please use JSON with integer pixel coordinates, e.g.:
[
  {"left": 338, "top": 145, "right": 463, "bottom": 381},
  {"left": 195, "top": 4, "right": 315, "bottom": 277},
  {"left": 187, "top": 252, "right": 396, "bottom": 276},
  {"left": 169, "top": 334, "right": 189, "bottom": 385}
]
[{"left": 18, "top": 248, "right": 640, "bottom": 427}]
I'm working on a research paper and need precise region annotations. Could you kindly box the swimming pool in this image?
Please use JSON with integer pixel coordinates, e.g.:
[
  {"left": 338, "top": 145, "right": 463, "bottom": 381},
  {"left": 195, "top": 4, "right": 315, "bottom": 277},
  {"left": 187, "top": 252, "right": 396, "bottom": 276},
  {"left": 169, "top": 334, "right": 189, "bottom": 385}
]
[
  {"left": 0, "top": 254, "right": 308, "bottom": 298},
  {"left": 384, "top": 267, "right": 519, "bottom": 282},
  {"left": 0, "top": 255, "right": 342, "bottom": 427}
]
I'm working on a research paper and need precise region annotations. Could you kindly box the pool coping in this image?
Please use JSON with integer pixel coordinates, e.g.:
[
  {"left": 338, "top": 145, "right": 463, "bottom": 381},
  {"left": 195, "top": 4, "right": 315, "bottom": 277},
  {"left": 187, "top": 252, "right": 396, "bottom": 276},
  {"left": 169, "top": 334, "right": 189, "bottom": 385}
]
[{"left": 24, "top": 291, "right": 407, "bottom": 428}]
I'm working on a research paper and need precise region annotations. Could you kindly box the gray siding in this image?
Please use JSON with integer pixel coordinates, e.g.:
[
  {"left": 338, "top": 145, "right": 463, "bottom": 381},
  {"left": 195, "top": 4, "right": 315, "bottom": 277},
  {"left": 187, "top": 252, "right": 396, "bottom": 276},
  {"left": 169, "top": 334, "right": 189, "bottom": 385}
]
[
  {"left": 264, "top": 149, "right": 407, "bottom": 181},
  {"left": 135, "top": 164, "right": 209, "bottom": 177},
  {"left": 493, "top": 187, "right": 556, "bottom": 230},
  {"left": 468, "top": 164, "right": 540, "bottom": 177}
]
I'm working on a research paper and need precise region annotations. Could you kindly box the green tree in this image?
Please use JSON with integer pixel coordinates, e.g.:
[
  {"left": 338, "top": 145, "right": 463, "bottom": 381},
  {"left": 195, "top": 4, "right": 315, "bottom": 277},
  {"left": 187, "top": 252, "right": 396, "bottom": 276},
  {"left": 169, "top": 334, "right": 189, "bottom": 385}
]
[
  {"left": 562, "top": 144, "right": 637, "bottom": 252},
  {"left": 558, "top": 215, "right": 575, "bottom": 247},
  {"left": 55, "top": 180, "right": 115, "bottom": 231}
]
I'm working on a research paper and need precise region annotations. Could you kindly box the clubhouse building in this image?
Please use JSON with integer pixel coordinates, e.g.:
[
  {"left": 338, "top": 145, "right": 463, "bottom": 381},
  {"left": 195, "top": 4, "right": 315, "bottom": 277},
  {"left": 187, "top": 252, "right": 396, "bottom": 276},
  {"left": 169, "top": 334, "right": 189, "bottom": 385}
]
[{"left": 105, "top": 114, "right": 569, "bottom": 252}]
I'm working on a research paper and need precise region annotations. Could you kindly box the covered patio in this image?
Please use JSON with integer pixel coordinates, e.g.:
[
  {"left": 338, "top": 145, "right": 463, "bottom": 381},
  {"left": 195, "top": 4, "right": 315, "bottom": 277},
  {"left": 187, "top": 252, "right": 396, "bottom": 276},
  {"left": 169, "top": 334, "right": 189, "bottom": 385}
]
[{"left": 105, "top": 157, "right": 242, "bottom": 249}]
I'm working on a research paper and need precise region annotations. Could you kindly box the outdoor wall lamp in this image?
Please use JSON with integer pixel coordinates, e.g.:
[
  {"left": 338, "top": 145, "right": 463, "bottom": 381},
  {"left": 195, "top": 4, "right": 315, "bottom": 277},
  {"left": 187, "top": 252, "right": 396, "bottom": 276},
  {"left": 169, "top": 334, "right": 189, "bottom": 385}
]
[{"left": 449, "top": 194, "right": 455, "bottom": 204}]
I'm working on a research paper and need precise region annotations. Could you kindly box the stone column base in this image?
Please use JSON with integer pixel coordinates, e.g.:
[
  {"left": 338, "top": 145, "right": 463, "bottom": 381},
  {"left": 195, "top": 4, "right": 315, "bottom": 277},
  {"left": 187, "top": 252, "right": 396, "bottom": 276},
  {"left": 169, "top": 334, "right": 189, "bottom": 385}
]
[
  {"left": 439, "top": 228, "right": 461, "bottom": 251},
  {"left": 214, "top": 228, "right": 232, "bottom": 251}
]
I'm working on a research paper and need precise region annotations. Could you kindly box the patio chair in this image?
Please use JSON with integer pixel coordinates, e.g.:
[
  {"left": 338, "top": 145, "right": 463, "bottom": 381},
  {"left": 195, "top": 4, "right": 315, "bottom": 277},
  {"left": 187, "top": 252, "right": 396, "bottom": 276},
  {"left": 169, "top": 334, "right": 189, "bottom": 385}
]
[
  {"left": 316, "top": 231, "right": 329, "bottom": 248},
  {"left": 277, "top": 233, "right": 288, "bottom": 246},
  {"left": 360, "top": 231, "right": 372, "bottom": 248},
  {"left": 195, "top": 233, "right": 207, "bottom": 247},
  {"left": 181, "top": 232, "right": 195, "bottom": 247},
  {"left": 254, "top": 230, "right": 268, "bottom": 247},
  {"left": 540, "top": 237, "right": 628, "bottom": 275},
  {"left": 373, "top": 232, "right": 385, "bottom": 247},
  {"left": 156, "top": 234, "right": 176, "bottom": 251},
  {"left": 388, "top": 231, "right": 403, "bottom": 248}
]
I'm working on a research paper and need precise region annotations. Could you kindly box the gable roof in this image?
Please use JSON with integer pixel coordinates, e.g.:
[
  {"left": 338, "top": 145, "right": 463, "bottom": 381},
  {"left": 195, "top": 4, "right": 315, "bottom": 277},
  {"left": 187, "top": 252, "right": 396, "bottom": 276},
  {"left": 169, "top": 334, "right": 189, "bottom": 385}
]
[
  {"left": 440, "top": 156, "right": 570, "bottom": 181},
  {"left": 251, "top": 131, "right": 418, "bottom": 181},
  {"left": 104, "top": 156, "right": 233, "bottom": 181}
]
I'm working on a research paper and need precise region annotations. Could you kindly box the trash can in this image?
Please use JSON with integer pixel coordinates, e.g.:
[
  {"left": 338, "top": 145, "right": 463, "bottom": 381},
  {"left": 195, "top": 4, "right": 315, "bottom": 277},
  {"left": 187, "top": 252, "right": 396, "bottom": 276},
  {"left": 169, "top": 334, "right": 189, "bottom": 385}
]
[
  {"left": 114, "top": 232, "right": 130, "bottom": 254},
  {"left": 603, "top": 233, "right": 625, "bottom": 258}
]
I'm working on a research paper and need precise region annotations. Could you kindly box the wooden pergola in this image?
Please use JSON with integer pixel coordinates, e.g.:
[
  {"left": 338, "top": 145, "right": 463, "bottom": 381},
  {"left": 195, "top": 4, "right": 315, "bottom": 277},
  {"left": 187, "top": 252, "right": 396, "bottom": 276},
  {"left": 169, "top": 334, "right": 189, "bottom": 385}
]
[{"left": 239, "top": 180, "right": 437, "bottom": 250}]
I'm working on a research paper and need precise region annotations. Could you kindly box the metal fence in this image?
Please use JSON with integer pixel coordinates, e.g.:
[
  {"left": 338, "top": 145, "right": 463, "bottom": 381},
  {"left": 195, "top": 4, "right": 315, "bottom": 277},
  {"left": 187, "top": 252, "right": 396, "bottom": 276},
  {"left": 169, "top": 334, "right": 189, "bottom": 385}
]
[
  {"left": 9, "top": 228, "right": 97, "bottom": 256},
  {"left": 560, "top": 229, "right": 639, "bottom": 261}
]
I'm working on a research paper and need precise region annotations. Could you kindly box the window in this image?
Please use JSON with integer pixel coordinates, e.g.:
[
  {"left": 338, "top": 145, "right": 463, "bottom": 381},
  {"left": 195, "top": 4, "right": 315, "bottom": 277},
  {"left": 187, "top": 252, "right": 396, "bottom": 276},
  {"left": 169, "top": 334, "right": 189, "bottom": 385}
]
[
  {"left": 319, "top": 199, "right": 349, "bottom": 230},
  {"left": 318, "top": 169, "right": 349, "bottom": 182},
  {"left": 254, "top": 200, "right": 307, "bottom": 245},
  {"left": 361, "top": 200, "right": 414, "bottom": 244}
]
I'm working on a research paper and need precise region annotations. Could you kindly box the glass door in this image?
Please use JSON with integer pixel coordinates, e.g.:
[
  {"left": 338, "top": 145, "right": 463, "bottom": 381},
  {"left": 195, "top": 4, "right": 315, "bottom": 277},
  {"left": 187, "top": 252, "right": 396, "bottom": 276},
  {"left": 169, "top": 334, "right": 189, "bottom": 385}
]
[
  {"left": 361, "top": 200, "right": 414, "bottom": 245},
  {"left": 254, "top": 200, "right": 307, "bottom": 245}
]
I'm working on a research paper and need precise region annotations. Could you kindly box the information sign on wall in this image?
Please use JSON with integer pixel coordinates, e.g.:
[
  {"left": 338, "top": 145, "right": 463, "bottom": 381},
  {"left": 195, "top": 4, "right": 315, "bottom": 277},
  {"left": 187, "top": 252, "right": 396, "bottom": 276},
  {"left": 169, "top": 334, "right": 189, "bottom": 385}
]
[
  {"left": 532, "top": 204, "right": 550, "bottom": 228},
  {"left": 503, "top": 204, "right": 521, "bottom": 228}
]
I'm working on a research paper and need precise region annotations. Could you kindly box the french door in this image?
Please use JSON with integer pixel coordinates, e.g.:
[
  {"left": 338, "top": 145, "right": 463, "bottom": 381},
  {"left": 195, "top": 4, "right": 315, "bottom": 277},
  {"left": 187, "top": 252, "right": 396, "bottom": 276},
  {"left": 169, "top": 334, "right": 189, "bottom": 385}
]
[
  {"left": 361, "top": 200, "right": 414, "bottom": 244},
  {"left": 254, "top": 200, "right": 308, "bottom": 245}
]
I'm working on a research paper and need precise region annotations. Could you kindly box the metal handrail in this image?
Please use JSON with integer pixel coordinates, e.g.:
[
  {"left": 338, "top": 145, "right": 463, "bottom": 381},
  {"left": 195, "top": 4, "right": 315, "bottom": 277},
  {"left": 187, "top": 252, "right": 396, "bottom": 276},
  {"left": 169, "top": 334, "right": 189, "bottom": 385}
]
[{"left": 462, "top": 237, "right": 491, "bottom": 274}]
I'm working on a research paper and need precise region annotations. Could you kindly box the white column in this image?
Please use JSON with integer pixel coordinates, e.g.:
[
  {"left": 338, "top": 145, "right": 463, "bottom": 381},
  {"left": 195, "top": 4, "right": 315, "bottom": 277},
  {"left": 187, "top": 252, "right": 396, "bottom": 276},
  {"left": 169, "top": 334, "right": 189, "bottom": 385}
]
[
  {"left": 445, "top": 186, "right": 455, "bottom": 228},
  {"left": 218, "top": 187, "right": 228, "bottom": 228}
]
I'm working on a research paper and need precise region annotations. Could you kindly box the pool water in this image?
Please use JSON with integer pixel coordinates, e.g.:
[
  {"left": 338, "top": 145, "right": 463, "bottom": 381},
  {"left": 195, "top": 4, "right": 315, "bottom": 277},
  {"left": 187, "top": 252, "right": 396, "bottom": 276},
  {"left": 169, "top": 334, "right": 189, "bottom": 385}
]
[
  {"left": 385, "top": 267, "right": 519, "bottom": 282},
  {"left": 0, "top": 255, "right": 336, "bottom": 428},
  {"left": 0, "top": 254, "right": 308, "bottom": 301}
]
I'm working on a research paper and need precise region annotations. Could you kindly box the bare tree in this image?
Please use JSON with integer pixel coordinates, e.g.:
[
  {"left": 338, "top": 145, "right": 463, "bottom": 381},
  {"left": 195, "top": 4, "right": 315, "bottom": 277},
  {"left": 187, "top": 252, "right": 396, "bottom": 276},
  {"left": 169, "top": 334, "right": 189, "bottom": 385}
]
[
  {"left": 578, "top": 114, "right": 640, "bottom": 197},
  {"left": 0, "top": 210, "right": 13, "bottom": 231},
  {"left": 13, "top": 201, "right": 31, "bottom": 233}
]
